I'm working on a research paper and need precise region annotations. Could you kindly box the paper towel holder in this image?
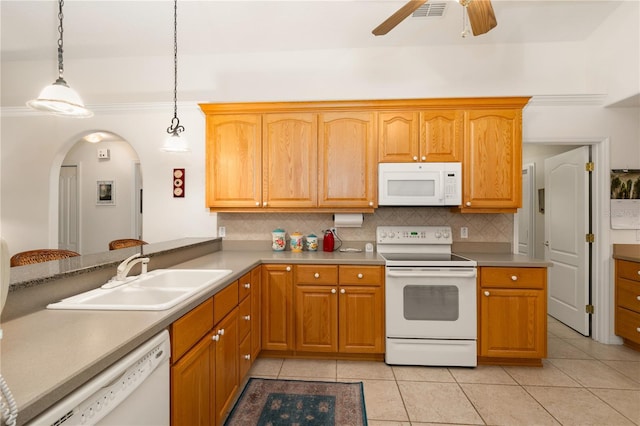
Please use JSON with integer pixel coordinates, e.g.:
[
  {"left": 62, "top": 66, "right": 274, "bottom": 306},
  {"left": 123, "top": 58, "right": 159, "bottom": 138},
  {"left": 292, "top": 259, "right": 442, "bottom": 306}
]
[{"left": 333, "top": 213, "right": 363, "bottom": 228}]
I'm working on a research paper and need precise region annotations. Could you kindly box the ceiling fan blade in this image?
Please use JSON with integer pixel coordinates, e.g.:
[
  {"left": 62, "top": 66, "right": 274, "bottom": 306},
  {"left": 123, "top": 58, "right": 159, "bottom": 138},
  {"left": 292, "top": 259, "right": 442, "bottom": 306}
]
[
  {"left": 372, "top": 0, "right": 428, "bottom": 36},
  {"left": 467, "top": 0, "right": 497, "bottom": 36}
]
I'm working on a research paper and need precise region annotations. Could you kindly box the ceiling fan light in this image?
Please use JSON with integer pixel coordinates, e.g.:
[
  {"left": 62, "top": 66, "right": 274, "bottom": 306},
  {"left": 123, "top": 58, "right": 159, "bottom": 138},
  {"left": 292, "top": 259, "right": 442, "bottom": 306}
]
[{"left": 27, "top": 78, "right": 93, "bottom": 118}]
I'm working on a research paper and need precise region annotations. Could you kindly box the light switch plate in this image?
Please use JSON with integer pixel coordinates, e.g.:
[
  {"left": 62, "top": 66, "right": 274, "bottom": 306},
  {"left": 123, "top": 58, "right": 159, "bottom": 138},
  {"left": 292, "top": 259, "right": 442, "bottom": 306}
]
[{"left": 97, "top": 148, "right": 110, "bottom": 159}]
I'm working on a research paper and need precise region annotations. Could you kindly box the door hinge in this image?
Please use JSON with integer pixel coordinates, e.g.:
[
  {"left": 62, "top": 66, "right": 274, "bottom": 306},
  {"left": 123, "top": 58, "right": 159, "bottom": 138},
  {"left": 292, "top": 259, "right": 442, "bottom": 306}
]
[
  {"left": 585, "top": 162, "right": 594, "bottom": 172},
  {"left": 586, "top": 233, "right": 595, "bottom": 243},
  {"left": 585, "top": 304, "right": 594, "bottom": 314}
]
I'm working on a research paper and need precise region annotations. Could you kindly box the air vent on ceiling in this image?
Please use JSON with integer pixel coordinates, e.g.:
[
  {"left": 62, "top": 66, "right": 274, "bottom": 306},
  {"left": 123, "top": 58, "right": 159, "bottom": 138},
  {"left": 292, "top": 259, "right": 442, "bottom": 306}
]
[{"left": 412, "top": 2, "right": 447, "bottom": 18}]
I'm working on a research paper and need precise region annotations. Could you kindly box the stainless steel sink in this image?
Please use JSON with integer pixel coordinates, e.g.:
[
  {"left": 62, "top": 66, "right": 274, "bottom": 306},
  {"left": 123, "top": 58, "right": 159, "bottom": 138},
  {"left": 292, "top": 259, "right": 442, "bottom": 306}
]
[{"left": 47, "top": 269, "right": 233, "bottom": 311}]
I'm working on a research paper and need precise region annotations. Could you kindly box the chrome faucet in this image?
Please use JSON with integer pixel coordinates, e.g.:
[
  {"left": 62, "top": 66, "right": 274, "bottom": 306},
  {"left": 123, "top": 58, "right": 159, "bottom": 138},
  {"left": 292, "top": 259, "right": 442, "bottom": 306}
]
[{"left": 115, "top": 253, "right": 150, "bottom": 282}]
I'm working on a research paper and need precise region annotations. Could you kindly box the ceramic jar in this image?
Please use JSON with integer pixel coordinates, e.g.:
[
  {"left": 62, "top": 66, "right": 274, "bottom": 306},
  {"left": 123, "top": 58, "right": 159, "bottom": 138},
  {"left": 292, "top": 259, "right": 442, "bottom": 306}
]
[
  {"left": 290, "top": 232, "right": 304, "bottom": 252},
  {"left": 271, "top": 229, "right": 286, "bottom": 251},
  {"left": 306, "top": 234, "right": 318, "bottom": 251}
]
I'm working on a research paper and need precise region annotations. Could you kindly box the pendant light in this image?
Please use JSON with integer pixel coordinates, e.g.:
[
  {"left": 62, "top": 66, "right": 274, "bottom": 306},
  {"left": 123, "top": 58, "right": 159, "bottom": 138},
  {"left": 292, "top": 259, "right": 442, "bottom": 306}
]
[
  {"left": 27, "top": 0, "right": 92, "bottom": 118},
  {"left": 162, "top": 0, "right": 190, "bottom": 152}
]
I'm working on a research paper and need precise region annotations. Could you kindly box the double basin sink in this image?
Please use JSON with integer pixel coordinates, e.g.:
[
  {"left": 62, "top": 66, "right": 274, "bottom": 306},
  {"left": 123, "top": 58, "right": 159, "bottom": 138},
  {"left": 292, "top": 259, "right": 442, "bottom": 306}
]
[{"left": 47, "top": 269, "right": 233, "bottom": 311}]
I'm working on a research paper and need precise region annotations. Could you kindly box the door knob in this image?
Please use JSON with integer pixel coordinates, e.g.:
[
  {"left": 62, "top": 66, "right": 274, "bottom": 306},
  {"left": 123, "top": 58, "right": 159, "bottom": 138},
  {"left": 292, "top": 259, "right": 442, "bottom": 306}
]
[{"left": 484, "top": 291, "right": 490, "bottom": 296}]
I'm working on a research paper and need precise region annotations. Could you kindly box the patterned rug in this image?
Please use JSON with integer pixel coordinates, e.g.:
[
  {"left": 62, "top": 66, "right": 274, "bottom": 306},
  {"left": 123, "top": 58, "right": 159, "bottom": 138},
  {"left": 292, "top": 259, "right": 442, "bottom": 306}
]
[{"left": 224, "top": 378, "right": 367, "bottom": 426}]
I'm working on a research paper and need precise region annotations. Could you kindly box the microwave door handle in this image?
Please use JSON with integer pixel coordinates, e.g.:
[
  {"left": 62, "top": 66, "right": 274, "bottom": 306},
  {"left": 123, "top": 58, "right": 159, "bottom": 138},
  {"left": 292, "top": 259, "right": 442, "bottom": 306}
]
[{"left": 387, "top": 270, "right": 477, "bottom": 279}]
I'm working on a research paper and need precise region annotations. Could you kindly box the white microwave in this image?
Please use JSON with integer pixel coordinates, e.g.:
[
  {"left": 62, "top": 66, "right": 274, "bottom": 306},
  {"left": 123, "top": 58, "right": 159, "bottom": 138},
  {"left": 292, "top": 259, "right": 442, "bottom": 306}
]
[{"left": 378, "top": 162, "right": 462, "bottom": 206}]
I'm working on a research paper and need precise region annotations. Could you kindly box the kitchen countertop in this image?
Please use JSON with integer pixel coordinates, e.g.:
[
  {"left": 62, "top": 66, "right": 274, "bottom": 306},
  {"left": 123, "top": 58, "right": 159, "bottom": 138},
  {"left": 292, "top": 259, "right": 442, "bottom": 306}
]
[
  {"left": 612, "top": 244, "right": 640, "bottom": 262},
  {"left": 2, "top": 246, "right": 548, "bottom": 425}
]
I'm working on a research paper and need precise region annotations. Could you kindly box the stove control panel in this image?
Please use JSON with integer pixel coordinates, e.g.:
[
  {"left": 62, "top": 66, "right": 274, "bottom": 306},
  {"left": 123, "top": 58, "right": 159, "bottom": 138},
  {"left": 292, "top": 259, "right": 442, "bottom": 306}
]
[{"left": 377, "top": 226, "right": 452, "bottom": 244}]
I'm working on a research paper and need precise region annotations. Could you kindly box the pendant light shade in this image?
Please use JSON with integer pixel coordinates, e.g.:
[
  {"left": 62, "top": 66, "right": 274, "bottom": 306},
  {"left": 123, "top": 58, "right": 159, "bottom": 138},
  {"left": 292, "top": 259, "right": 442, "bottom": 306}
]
[
  {"left": 27, "top": 0, "right": 92, "bottom": 118},
  {"left": 161, "top": 0, "right": 190, "bottom": 152}
]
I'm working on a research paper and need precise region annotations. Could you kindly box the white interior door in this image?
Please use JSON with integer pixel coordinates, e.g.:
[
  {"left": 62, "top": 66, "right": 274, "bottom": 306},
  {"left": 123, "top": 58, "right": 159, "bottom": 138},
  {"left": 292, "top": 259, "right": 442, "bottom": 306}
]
[
  {"left": 544, "top": 146, "right": 591, "bottom": 335},
  {"left": 518, "top": 164, "right": 535, "bottom": 255},
  {"left": 59, "top": 165, "right": 79, "bottom": 252}
]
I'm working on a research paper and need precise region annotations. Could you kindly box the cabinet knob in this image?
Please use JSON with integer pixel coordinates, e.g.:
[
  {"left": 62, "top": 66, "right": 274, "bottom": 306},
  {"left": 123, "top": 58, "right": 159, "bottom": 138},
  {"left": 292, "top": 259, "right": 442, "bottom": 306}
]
[
  {"left": 511, "top": 275, "right": 518, "bottom": 281},
  {"left": 637, "top": 270, "right": 640, "bottom": 276},
  {"left": 637, "top": 327, "right": 640, "bottom": 333},
  {"left": 263, "top": 202, "right": 268, "bottom": 206},
  {"left": 255, "top": 201, "right": 260, "bottom": 206},
  {"left": 217, "top": 328, "right": 225, "bottom": 336},
  {"left": 466, "top": 201, "right": 471, "bottom": 207},
  {"left": 413, "top": 156, "right": 418, "bottom": 161},
  {"left": 244, "top": 354, "right": 251, "bottom": 360},
  {"left": 357, "top": 273, "right": 363, "bottom": 279},
  {"left": 212, "top": 334, "right": 220, "bottom": 342},
  {"left": 286, "top": 266, "right": 291, "bottom": 272},
  {"left": 331, "top": 288, "right": 337, "bottom": 294},
  {"left": 340, "top": 289, "right": 346, "bottom": 294},
  {"left": 244, "top": 315, "right": 251, "bottom": 321},
  {"left": 484, "top": 291, "right": 490, "bottom": 296},
  {"left": 314, "top": 272, "right": 320, "bottom": 278},
  {"left": 244, "top": 283, "right": 251, "bottom": 289},
  {"left": 369, "top": 201, "right": 374, "bottom": 206},
  {"left": 421, "top": 156, "right": 426, "bottom": 161},
  {"left": 637, "top": 296, "right": 640, "bottom": 301}
]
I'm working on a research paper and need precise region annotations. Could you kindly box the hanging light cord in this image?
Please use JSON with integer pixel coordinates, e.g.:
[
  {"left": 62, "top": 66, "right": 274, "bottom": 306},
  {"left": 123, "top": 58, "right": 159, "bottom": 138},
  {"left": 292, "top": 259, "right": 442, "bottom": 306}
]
[
  {"left": 167, "top": 0, "right": 184, "bottom": 136},
  {"left": 56, "top": 0, "right": 66, "bottom": 82}
]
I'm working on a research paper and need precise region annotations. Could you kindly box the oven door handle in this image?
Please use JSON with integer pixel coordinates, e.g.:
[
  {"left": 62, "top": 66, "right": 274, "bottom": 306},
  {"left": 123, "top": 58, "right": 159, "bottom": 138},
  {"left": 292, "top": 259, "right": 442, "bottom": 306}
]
[{"left": 387, "top": 270, "right": 477, "bottom": 279}]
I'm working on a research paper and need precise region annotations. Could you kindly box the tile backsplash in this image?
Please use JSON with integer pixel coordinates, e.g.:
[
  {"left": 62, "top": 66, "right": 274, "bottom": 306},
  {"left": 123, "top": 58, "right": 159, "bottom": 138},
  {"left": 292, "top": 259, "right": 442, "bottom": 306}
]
[{"left": 218, "top": 207, "right": 513, "bottom": 244}]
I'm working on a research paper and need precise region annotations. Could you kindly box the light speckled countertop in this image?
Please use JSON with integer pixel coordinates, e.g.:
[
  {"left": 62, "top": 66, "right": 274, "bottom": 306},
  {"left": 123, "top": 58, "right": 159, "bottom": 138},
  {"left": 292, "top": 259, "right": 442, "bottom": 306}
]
[{"left": 2, "top": 245, "right": 548, "bottom": 425}]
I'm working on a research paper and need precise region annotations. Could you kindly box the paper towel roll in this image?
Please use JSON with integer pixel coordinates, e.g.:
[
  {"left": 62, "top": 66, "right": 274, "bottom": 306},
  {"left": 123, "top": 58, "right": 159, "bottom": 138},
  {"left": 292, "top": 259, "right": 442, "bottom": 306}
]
[{"left": 334, "top": 213, "right": 363, "bottom": 228}]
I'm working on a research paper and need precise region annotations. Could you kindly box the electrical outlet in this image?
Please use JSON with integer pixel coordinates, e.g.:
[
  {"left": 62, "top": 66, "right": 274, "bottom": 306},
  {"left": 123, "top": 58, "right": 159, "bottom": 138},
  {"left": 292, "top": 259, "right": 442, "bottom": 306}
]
[
  {"left": 460, "top": 227, "right": 469, "bottom": 239},
  {"left": 218, "top": 226, "right": 226, "bottom": 237}
]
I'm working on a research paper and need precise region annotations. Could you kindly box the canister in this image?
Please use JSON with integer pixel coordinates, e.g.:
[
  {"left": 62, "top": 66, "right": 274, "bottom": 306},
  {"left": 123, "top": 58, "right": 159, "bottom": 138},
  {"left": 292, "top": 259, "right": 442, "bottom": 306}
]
[
  {"left": 306, "top": 234, "right": 318, "bottom": 251},
  {"left": 290, "top": 232, "right": 304, "bottom": 252},
  {"left": 271, "top": 229, "right": 286, "bottom": 251}
]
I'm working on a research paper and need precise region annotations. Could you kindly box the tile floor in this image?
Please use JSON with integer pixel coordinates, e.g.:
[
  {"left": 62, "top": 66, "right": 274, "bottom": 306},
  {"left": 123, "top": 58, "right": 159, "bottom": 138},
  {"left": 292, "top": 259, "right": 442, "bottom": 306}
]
[{"left": 246, "top": 316, "right": 640, "bottom": 425}]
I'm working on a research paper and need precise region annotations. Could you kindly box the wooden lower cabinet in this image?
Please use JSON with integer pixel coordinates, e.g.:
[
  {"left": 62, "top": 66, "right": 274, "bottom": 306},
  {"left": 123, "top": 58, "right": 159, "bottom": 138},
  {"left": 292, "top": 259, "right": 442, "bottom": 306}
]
[
  {"left": 171, "top": 266, "right": 262, "bottom": 426},
  {"left": 291, "top": 264, "right": 385, "bottom": 356},
  {"left": 261, "top": 264, "right": 294, "bottom": 351},
  {"left": 615, "top": 259, "right": 640, "bottom": 350},
  {"left": 478, "top": 267, "right": 547, "bottom": 366}
]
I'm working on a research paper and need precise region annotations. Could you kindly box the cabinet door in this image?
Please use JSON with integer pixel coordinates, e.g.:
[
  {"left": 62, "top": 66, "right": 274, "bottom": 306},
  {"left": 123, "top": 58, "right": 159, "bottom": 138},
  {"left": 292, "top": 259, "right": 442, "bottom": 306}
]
[
  {"left": 250, "top": 266, "right": 262, "bottom": 359},
  {"left": 480, "top": 288, "right": 546, "bottom": 359},
  {"left": 338, "top": 286, "right": 384, "bottom": 353},
  {"left": 214, "top": 308, "right": 239, "bottom": 426},
  {"left": 420, "top": 110, "right": 463, "bottom": 162},
  {"left": 171, "top": 334, "right": 214, "bottom": 426},
  {"left": 318, "top": 112, "right": 377, "bottom": 209},
  {"left": 463, "top": 109, "right": 522, "bottom": 210},
  {"left": 378, "top": 111, "right": 420, "bottom": 163},
  {"left": 263, "top": 113, "right": 318, "bottom": 208},
  {"left": 295, "top": 285, "right": 338, "bottom": 352},
  {"left": 261, "top": 264, "right": 293, "bottom": 351},
  {"left": 206, "top": 114, "right": 262, "bottom": 208}
]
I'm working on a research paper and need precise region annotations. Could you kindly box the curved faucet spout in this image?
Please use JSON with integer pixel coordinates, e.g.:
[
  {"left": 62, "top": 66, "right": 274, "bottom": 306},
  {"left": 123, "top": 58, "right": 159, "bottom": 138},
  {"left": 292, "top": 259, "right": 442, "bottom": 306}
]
[{"left": 116, "top": 253, "right": 150, "bottom": 282}]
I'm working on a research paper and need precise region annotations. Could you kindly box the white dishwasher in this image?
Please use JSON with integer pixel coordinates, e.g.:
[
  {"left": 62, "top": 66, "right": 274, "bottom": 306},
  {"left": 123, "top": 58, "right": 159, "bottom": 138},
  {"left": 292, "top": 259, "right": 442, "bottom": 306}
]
[{"left": 29, "top": 330, "right": 170, "bottom": 426}]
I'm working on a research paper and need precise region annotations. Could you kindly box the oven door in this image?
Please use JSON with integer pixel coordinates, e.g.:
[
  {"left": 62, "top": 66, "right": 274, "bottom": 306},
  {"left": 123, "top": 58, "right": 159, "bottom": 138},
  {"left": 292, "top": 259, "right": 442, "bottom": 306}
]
[{"left": 385, "top": 267, "right": 477, "bottom": 339}]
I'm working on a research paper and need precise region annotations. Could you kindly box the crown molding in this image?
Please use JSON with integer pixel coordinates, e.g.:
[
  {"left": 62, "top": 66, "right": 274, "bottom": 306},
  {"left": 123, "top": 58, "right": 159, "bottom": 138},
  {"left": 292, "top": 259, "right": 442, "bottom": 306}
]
[
  {"left": 528, "top": 94, "right": 607, "bottom": 107},
  {"left": 1, "top": 102, "right": 201, "bottom": 118}
]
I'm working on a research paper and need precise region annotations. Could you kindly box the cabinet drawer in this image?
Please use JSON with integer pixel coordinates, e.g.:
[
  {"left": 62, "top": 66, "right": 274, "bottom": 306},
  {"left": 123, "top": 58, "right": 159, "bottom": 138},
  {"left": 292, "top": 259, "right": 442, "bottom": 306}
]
[
  {"left": 617, "top": 278, "right": 640, "bottom": 313},
  {"left": 617, "top": 260, "right": 640, "bottom": 283},
  {"left": 171, "top": 298, "right": 214, "bottom": 362},
  {"left": 615, "top": 307, "right": 640, "bottom": 344},
  {"left": 339, "top": 265, "right": 383, "bottom": 286},
  {"left": 238, "top": 271, "right": 252, "bottom": 301},
  {"left": 295, "top": 265, "right": 338, "bottom": 285},
  {"left": 480, "top": 267, "right": 546, "bottom": 289},
  {"left": 238, "top": 295, "right": 251, "bottom": 340},
  {"left": 214, "top": 280, "right": 239, "bottom": 324}
]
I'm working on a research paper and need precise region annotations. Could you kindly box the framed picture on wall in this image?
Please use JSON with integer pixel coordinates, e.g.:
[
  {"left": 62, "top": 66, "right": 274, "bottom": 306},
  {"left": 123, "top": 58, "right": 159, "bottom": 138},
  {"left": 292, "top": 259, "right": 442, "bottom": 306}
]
[{"left": 97, "top": 180, "right": 115, "bottom": 205}]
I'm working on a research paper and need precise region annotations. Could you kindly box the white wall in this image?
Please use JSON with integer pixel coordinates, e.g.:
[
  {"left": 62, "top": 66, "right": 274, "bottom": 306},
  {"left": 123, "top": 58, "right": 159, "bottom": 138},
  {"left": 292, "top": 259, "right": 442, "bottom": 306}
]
[
  {"left": 62, "top": 136, "right": 139, "bottom": 255},
  {"left": 1, "top": 1, "right": 638, "bottom": 256}
]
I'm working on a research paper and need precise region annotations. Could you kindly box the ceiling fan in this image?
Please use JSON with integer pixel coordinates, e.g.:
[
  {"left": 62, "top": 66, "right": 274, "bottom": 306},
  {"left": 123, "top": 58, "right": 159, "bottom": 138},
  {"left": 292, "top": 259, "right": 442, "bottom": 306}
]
[{"left": 372, "top": 0, "right": 497, "bottom": 37}]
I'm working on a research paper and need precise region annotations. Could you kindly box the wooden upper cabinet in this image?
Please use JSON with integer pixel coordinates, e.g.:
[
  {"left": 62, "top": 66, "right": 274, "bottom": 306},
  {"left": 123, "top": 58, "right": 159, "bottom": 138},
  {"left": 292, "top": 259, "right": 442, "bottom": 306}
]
[
  {"left": 378, "top": 111, "right": 420, "bottom": 162},
  {"left": 461, "top": 109, "right": 522, "bottom": 212},
  {"left": 206, "top": 114, "right": 262, "bottom": 208},
  {"left": 263, "top": 113, "right": 318, "bottom": 208},
  {"left": 318, "top": 112, "right": 377, "bottom": 209},
  {"left": 420, "top": 110, "right": 463, "bottom": 162}
]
